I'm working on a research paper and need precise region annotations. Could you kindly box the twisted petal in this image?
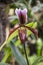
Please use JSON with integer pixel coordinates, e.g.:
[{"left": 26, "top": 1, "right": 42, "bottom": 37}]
[
  {"left": 22, "top": 25, "right": 38, "bottom": 38},
  {"left": 9, "top": 24, "right": 20, "bottom": 37}
]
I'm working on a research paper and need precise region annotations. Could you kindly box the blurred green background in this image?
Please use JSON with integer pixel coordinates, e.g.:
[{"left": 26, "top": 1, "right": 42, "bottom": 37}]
[{"left": 0, "top": 0, "right": 43, "bottom": 65}]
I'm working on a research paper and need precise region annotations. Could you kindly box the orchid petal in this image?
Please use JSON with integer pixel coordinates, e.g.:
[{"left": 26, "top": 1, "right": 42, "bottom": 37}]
[
  {"left": 9, "top": 25, "right": 20, "bottom": 37},
  {"left": 22, "top": 25, "right": 38, "bottom": 38}
]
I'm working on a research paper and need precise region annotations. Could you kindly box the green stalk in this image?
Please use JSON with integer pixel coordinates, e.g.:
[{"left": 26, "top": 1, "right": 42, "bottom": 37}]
[{"left": 23, "top": 44, "right": 29, "bottom": 65}]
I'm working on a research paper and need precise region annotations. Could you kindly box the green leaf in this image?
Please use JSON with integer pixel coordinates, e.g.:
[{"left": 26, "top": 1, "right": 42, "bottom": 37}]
[
  {"left": 28, "top": 55, "right": 37, "bottom": 65},
  {"left": 1, "top": 48, "right": 11, "bottom": 62},
  {"left": 36, "top": 38, "right": 42, "bottom": 56},
  {"left": 0, "top": 30, "right": 18, "bottom": 51},
  {"left": 26, "top": 22, "right": 37, "bottom": 28},
  {"left": 15, "top": 39, "right": 21, "bottom": 46},
  {"left": 37, "top": 62, "right": 43, "bottom": 65},
  {"left": 26, "top": 22, "right": 34, "bottom": 27},
  {"left": 15, "top": 3, "right": 26, "bottom": 8},
  {"left": 10, "top": 40, "right": 27, "bottom": 65},
  {"left": 11, "top": 3, "right": 26, "bottom": 8},
  {"left": 32, "top": 56, "right": 43, "bottom": 65},
  {"left": 0, "top": 62, "right": 10, "bottom": 65},
  {"left": 9, "top": 16, "right": 18, "bottom": 23},
  {"left": 32, "top": 22, "right": 37, "bottom": 28}
]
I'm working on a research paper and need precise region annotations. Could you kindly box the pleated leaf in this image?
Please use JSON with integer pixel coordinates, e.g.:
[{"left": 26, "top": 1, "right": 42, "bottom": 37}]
[
  {"left": 10, "top": 40, "right": 27, "bottom": 65},
  {"left": 0, "top": 62, "right": 10, "bottom": 65}
]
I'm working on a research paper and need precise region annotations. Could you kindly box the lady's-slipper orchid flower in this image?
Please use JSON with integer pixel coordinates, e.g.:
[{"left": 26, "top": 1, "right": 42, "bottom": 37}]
[{"left": 9, "top": 8, "right": 38, "bottom": 43}]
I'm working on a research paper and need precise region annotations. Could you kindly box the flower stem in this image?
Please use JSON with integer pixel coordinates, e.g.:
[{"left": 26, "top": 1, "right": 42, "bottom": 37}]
[{"left": 23, "top": 44, "right": 29, "bottom": 65}]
